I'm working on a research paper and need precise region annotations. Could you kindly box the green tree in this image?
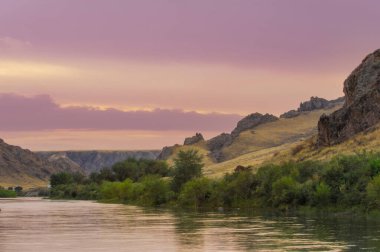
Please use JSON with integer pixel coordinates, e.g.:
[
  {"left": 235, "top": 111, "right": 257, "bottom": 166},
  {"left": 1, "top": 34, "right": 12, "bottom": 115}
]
[
  {"left": 50, "top": 172, "right": 74, "bottom": 188},
  {"left": 179, "top": 178, "right": 213, "bottom": 208},
  {"left": 171, "top": 149, "right": 204, "bottom": 192}
]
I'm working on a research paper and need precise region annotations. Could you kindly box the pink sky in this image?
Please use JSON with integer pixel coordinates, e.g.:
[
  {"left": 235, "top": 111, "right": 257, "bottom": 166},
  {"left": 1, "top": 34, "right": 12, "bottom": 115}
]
[{"left": 0, "top": 0, "right": 379, "bottom": 150}]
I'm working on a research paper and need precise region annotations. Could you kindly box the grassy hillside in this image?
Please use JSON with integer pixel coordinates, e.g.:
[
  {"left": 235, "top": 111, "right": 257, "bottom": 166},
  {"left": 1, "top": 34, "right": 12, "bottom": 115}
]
[
  {"left": 220, "top": 106, "right": 339, "bottom": 161},
  {"left": 205, "top": 122, "right": 380, "bottom": 178},
  {"left": 0, "top": 175, "right": 48, "bottom": 189},
  {"left": 163, "top": 105, "right": 342, "bottom": 177}
]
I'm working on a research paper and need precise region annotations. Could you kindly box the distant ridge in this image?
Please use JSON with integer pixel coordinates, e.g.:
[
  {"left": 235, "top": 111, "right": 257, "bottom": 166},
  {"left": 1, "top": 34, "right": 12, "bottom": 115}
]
[{"left": 36, "top": 150, "right": 161, "bottom": 174}]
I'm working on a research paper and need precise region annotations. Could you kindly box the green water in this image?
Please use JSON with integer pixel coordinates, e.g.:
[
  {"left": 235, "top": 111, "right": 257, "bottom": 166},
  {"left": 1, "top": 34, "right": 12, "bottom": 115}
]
[{"left": 0, "top": 198, "right": 379, "bottom": 251}]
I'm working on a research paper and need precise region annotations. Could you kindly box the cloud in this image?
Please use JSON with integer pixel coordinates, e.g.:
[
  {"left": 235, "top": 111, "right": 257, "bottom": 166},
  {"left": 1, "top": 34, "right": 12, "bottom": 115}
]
[
  {"left": 0, "top": 93, "right": 242, "bottom": 132},
  {"left": 1, "top": 1, "right": 379, "bottom": 71}
]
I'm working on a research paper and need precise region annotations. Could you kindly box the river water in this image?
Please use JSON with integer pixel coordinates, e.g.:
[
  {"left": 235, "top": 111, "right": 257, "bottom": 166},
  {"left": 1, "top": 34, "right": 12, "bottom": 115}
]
[{"left": 0, "top": 198, "right": 380, "bottom": 251}]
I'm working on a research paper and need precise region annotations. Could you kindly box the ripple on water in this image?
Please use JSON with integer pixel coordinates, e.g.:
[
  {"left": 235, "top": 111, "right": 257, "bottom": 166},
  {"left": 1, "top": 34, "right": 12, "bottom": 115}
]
[{"left": 1, "top": 198, "right": 379, "bottom": 251}]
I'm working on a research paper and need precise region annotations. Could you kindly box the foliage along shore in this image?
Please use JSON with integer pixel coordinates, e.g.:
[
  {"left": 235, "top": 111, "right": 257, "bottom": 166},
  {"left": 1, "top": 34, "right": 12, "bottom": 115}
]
[
  {"left": 49, "top": 150, "right": 380, "bottom": 213},
  {"left": 0, "top": 188, "right": 17, "bottom": 198}
]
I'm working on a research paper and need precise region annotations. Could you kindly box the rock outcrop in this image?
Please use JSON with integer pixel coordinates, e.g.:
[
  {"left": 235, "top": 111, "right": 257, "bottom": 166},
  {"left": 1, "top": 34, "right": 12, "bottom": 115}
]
[
  {"left": 37, "top": 150, "right": 161, "bottom": 174},
  {"left": 184, "top": 133, "right": 204, "bottom": 145},
  {"left": 318, "top": 49, "right": 380, "bottom": 146},
  {"left": 281, "top": 97, "right": 345, "bottom": 119},
  {"left": 231, "top": 113, "right": 278, "bottom": 137},
  {"left": 207, "top": 133, "right": 233, "bottom": 161},
  {"left": 207, "top": 113, "right": 278, "bottom": 161}
]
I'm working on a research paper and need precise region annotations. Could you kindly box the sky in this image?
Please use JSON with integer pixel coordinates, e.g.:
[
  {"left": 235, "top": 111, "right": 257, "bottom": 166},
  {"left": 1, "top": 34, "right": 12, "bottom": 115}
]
[{"left": 0, "top": 0, "right": 379, "bottom": 150}]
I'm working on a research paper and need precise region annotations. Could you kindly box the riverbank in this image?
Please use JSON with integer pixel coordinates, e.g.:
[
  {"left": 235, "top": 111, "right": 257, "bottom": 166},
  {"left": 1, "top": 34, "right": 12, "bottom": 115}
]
[{"left": 48, "top": 151, "right": 380, "bottom": 214}]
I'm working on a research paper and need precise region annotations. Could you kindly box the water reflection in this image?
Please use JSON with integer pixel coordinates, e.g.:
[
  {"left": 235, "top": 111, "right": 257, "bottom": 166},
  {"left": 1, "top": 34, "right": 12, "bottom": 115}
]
[{"left": 0, "top": 198, "right": 379, "bottom": 251}]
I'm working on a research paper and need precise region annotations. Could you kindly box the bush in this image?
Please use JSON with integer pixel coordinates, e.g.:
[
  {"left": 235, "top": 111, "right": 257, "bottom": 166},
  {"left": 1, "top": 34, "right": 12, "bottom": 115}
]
[
  {"left": 271, "top": 176, "right": 300, "bottom": 207},
  {"left": 179, "top": 178, "right": 214, "bottom": 208},
  {"left": 0, "top": 189, "right": 17, "bottom": 198},
  {"left": 137, "top": 176, "right": 174, "bottom": 206},
  {"left": 222, "top": 171, "right": 258, "bottom": 207},
  {"left": 100, "top": 179, "right": 134, "bottom": 202},
  {"left": 367, "top": 174, "right": 380, "bottom": 207},
  {"left": 313, "top": 182, "right": 331, "bottom": 206}
]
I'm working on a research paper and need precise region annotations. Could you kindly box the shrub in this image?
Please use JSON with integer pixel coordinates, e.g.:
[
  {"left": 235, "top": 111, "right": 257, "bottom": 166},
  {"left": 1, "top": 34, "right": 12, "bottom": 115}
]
[
  {"left": 313, "top": 182, "right": 331, "bottom": 206},
  {"left": 271, "top": 176, "right": 300, "bottom": 207},
  {"left": 0, "top": 189, "right": 17, "bottom": 198},
  {"left": 137, "top": 176, "right": 173, "bottom": 206},
  {"left": 222, "top": 171, "right": 258, "bottom": 207},
  {"left": 179, "top": 178, "right": 214, "bottom": 208},
  {"left": 367, "top": 174, "right": 380, "bottom": 207}
]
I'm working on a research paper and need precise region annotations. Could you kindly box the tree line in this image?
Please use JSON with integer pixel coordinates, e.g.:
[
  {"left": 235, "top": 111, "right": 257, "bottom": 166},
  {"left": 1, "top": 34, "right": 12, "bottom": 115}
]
[{"left": 49, "top": 150, "right": 380, "bottom": 212}]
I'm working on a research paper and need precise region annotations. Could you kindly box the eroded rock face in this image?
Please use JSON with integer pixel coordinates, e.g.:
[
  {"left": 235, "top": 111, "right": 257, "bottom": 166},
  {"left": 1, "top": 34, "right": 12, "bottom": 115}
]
[
  {"left": 184, "top": 133, "right": 204, "bottom": 145},
  {"left": 207, "top": 133, "right": 232, "bottom": 150},
  {"left": 318, "top": 49, "right": 380, "bottom": 146}
]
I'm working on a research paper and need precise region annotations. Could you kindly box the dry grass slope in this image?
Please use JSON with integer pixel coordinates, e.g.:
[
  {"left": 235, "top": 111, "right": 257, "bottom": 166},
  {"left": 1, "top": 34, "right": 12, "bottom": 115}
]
[{"left": 165, "top": 106, "right": 342, "bottom": 177}]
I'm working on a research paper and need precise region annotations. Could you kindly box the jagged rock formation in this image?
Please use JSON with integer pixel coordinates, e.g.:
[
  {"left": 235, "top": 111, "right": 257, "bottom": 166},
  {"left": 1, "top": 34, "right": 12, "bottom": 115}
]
[
  {"left": 231, "top": 113, "right": 278, "bottom": 137},
  {"left": 281, "top": 97, "right": 345, "bottom": 118},
  {"left": 207, "top": 133, "right": 233, "bottom": 161},
  {"left": 0, "top": 139, "right": 80, "bottom": 186},
  {"left": 318, "top": 49, "right": 380, "bottom": 146},
  {"left": 37, "top": 150, "right": 161, "bottom": 174},
  {"left": 184, "top": 133, "right": 204, "bottom": 145}
]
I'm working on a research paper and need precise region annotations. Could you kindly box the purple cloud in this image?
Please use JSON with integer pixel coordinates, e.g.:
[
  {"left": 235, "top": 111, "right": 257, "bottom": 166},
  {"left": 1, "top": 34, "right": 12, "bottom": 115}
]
[
  {"left": 0, "top": 0, "right": 379, "bottom": 71},
  {"left": 0, "top": 93, "right": 242, "bottom": 131}
]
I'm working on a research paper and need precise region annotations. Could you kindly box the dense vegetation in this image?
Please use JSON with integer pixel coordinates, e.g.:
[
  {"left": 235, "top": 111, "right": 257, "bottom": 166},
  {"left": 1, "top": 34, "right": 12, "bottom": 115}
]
[
  {"left": 0, "top": 188, "right": 17, "bottom": 198},
  {"left": 50, "top": 151, "right": 380, "bottom": 212}
]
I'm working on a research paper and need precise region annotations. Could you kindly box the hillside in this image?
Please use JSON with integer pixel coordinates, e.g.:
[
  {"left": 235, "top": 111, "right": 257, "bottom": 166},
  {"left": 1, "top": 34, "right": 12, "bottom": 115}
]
[
  {"left": 0, "top": 139, "right": 80, "bottom": 188},
  {"left": 204, "top": 49, "right": 380, "bottom": 177},
  {"left": 36, "top": 150, "right": 160, "bottom": 174},
  {"left": 158, "top": 97, "right": 344, "bottom": 175}
]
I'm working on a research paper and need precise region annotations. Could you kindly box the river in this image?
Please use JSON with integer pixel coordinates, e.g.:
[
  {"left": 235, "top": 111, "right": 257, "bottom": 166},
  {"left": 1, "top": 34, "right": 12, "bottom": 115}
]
[{"left": 0, "top": 198, "right": 380, "bottom": 251}]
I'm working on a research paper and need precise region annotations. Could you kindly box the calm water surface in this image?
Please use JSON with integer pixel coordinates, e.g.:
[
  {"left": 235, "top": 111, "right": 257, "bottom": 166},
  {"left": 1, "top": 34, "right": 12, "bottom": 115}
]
[{"left": 0, "top": 198, "right": 380, "bottom": 251}]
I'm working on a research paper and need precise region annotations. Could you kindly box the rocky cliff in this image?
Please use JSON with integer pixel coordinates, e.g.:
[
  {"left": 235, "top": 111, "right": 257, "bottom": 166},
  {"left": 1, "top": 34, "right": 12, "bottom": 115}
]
[
  {"left": 0, "top": 139, "right": 80, "bottom": 187},
  {"left": 37, "top": 150, "right": 161, "bottom": 174},
  {"left": 318, "top": 49, "right": 380, "bottom": 146}
]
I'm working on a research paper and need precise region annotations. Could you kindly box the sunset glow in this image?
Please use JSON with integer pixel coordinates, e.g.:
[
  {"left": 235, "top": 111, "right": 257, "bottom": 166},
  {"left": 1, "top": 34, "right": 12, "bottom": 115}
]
[{"left": 0, "top": 0, "right": 379, "bottom": 150}]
